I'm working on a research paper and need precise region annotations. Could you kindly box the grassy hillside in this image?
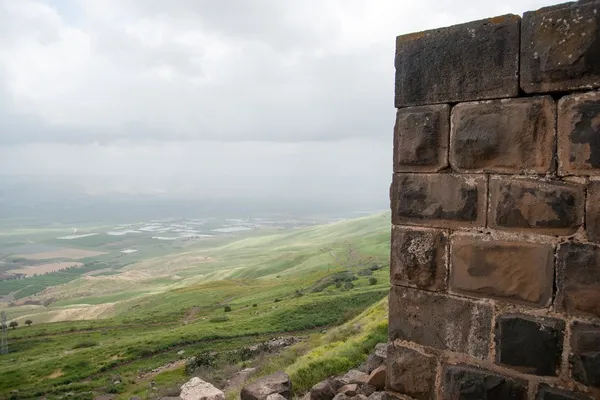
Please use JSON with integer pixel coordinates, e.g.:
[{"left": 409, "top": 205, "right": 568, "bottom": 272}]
[{"left": 0, "top": 213, "right": 390, "bottom": 399}]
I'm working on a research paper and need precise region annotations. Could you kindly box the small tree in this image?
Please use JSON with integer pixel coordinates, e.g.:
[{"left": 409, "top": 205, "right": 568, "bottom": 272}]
[
  {"left": 25, "top": 319, "right": 33, "bottom": 327},
  {"left": 9, "top": 321, "right": 18, "bottom": 330},
  {"left": 224, "top": 305, "right": 232, "bottom": 312}
]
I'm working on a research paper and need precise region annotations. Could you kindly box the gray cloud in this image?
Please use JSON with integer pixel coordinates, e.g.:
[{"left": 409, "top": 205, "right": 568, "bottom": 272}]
[{"left": 0, "top": 0, "right": 561, "bottom": 204}]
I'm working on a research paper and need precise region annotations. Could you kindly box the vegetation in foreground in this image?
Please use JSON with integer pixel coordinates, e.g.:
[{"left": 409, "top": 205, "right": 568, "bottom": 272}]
[{"left": 0, "top": 213, "right": 390, "bottom": 399}]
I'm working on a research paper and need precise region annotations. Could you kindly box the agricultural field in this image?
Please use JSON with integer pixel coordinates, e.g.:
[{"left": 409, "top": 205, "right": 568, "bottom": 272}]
[{"left": 0, "top": 212, "right": 391, "bottom": 399}]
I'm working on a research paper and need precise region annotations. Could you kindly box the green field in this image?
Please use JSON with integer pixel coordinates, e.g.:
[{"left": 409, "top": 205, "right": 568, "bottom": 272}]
[{"left": 0, "top": 213, "right": 391, "bottom": 399}]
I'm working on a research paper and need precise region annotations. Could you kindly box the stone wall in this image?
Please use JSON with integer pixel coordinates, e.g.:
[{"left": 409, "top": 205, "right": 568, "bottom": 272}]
[{"left": 387, "top": 1, "right": 600, "bottom": 399}]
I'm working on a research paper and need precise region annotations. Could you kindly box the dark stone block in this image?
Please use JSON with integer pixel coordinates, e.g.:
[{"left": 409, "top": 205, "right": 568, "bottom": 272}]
[
  {"left": 556, "top": 242, "right": 600, "bottom": 318},
  {"left": 390, "top": 173, "right": 487, "bottom": 229},
  {"left": 386, "top": 344, "right": 436, "bottom": 400},
  {"left": 495, "top": 314, "right": 565, "bottom": 376},
  {"left": 394, "top": 105, "right": 449, "bottom": 172},
  {"left": 570, "top": 321, "right": 600, "bottom": 388},
  {"left": 450, "top": 234, "right": 554, "bottom": 307},
  {"left": 395, "top": 15, "right": 520, "bottom": 107},
  {"left": 389, "top": 285, "right": 492, "bottom": 359},
  {"left": 587, "top": 181, "right": 600, "bottom": 243},
  {"left": 488, "top": 176, "right": 585, "bottom": 235},
  {"left": 450, "top": 97, "right": 555, "bottom": 174},
  {"left": 558, "top": 91, "right": 600, "bottom": 176},
  {"left": 521, "top": 1, "right": 600, "bottom": 93},
  {"left": 536, "top": 384, "right": 592, "bottom": 400},
  {"left": 390, "top": 226, "right": 447, "bottom": 291},
  {"left": 443, "top": 364, "right": 528, "bottom": 400}
]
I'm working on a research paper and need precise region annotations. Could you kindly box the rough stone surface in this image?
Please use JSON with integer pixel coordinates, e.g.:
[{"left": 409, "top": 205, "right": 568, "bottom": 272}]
[
  {"left": 393, "top": 105, "right": 449, "bottom": 172},
  {"left": 395, "top": 15, "right": 520, "bottom": 107},
  {"left": 450, "top": 96, "right": 555, "bottom": 173},
  {"left": 521, "top": 1, "right": 600, "bottom": 93},
  {"left": 357, "top": 385, "right": 376, "bottom": 397},
  {"left": 363, "top": 343, "right": 387, "bottom": 374},
  {"left": 488, "top": 176, "right": 585, "bottom": 235},
  {"left": 450, "top": 234, "right": 554, "bottom": 306},
  {"left": 338, "top": 385, "right": 358, "bottom": 397},
  {"left": 241, "top": 372, "right": 291, "bottom": 400},
  {"left": 310, "top": 380, "right": 336, "bottom": 400},
  {"left": 443, "top": 365, "right": 528, "bottom": 399},
  {"left": 390, "top": 226, "right": 447, "bottom": 291},
  {"left": 495, "top": 314, "right": 565, "bottom": 376},
  {"left": 389, "top": 286, "right": 492, "bottom": 358},
  {"left": 180, "top": 377, "right": 225, "bottom": 400},
  {"left": 536, "top": 384, "right": 592, "bottom": 400},
  {"left": 386, "top": 344, "right": 436, "bottom": 400},
  {"left": 341, "top": 370, "right": 369, "bottom": 385},
  {"left": 558, "top": 91, "right": 600, "bottom": 176},
  {"left": 587, "top": 181, "right": 600, "bottom": 243},
  {"left": 569, "top": 321, "right": 600, "bottom": 388},
  {"left": 367, "top": 365, "right": 386, "bottom": 391},
  {"left": 556, "top": 242, "right": 600, "bottom": 318},
  {"left": 390, "top": 173, "right": 487, "bottom": 229},
  {"left": 266, "top": 395, "right": 287, "bottom": 400},
  {"left": 366, "top": 393, "right": 384, "bottom": 400}
]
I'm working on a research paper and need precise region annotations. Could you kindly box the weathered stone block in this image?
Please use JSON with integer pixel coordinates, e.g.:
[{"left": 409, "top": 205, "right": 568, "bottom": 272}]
[
  {"left": 395, "top": 15, "right": 520, "bottom": 107},
  {"left": 386, "top": 344, "right": 436, "bottom": 400},
  {"left": 390, "top": 226, "right": 447, "bottom": 291},
  {"left": 588, "top": 181, "right": 600, "bottom": 243},
  {"left": 521, "top": 1, "right": 600, "bottom": 93},
  {"left": 393, "top": 105, "right": 449, "bottom": 172},
  {"left": 443, "top": 365, "right": 528, "bottom": 399},
  {"left": 536, "top": 384, "right": 592, "bottom": 400},
  {"left": 488, "top": 176, "right": 585, "bottom": 235},
  {"left": 558, "top": 91, "right": 600, "bottom": 176},
  {"left": 450, "top": 96, "right": 555, "bottom": 173},
  {"left": 389, "top": 285, "right": 492, "bottom": 359},
  {"left": 556, "top": 242, "right": 600, "bottom": 318},
  {"left": 569, "top": 321, "right": 600, "bottom": 388},
  {"left": 495, "top": 314, "right": 565, "bottom": 376},
  {"left": 450, "top": 235, "right": 554, "bottom": 307},
  {"left": 391, "top": 173, "right": 487, "bottom": 229}
]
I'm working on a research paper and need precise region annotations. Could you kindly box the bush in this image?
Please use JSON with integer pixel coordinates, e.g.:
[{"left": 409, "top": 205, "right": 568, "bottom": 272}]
[
  {"left": 25, "top": 319, "right": 33, "bottom": 326},
  {"left": 252, "top": 304, "right": 258, "bottom": 307},
  {"left": 274, "top": 298, "right": 282, "bottom": 303},
  {"left": 343, "top": 282, "right": 354, "bottom": 290},
  {"left": 73, "top": 340, "right": 99, "bottom": 349},
  {"left": 224, "top": 305, "right": 232, "bottom": 312},
  {"left": 368, "top": 277, "right": 377, "bottom": 285}
]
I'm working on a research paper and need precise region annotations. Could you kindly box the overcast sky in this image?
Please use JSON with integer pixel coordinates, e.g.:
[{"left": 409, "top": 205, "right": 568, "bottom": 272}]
[{"left": 0, "top": 0, "right": 559, "bottom": 203}]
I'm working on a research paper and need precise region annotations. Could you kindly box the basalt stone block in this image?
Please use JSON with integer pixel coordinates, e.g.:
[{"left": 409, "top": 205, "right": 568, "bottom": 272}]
[
  {"left": 386, "top": 344, "right": 436, "bottom": 400},
  {"left": 391, "top": 173, "right": 487, "bottom": 229},
  {"left": 556, "top": 242, "right": 600, "bottom": 318},
  {"left": 393, "top": 105, "right": 449, "bottom": 172},
  {"left": 389, "top": 285, "right": 492, "bottom": 359},
  {"left": 450, "top": 97, "right": 555, "bottom": 173},
  {"left": 495, "top": 314, "right": 565, "bottom": 376},
  {"left": 450, "top": 235, "right": 554, "bottom": 307},
  {"left": 521, "top": 1, "right": 600, "bottom": 93},
  {"left": 390, "top": 226, "right": 447, "bottom": 291},
  {"left": 395, "top": 15, "right": 520, "bottom": 107},
  {"left": 558, "top": 91, "right": 600, "bottom": 176},
  {"left": 488, "top": 176, "right": 585, "bottom": 235},
  {"left": 570, "top": 321, "right": 600, "bottom": 388},
  {"left": 443, "top": 365, "right": 528, "bottom": 400},
  {"left": 536, "top": 384, "right": 592, "bottom": 400},
  {"left": 587, "top": 181, "right": 600, "bottom": 243}
]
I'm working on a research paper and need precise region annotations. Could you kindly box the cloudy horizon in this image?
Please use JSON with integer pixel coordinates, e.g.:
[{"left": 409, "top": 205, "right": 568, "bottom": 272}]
[{"left": 0, "top": 0, "right": 560, "bottom": 203}]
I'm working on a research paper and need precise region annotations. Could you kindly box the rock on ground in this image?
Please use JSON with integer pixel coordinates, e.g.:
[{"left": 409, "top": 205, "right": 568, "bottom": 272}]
[
  {"left": 180, "top": 377, "right": 225, "bottom": 400},
  {"left": 341, "top": 370, "right": 369, "bottom": 385},
  {"left": 310, "top": 380, "right": 336, "bottom": 400},
  {"left": 241, "top": 372, "right": 291, "bottom": 400},
  {"left": 366, "top": 365, "right": 386, "bottom": 391}
]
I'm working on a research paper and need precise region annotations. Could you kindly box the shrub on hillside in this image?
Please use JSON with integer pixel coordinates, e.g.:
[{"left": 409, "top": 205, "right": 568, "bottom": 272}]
[
  {"left": 368, "top": 277, "right": 378, "bottom": 285},
  {"left": 209, "top": 315, "right": 229, "bottom": 323},
  {"left": 224, "top": 305, "right": 232, "bottom": 312},
  {"left": 253, "top": 304, "right": 258, "bottom": 307}
]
